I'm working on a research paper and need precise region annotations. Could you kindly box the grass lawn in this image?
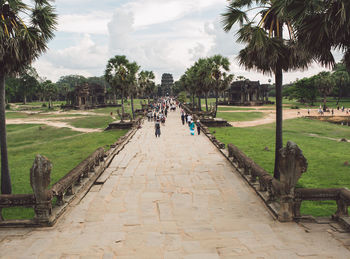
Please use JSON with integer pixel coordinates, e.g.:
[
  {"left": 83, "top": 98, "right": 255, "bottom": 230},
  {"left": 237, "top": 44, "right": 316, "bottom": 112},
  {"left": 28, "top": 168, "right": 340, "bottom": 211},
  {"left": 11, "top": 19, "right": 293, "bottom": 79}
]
[
  {"left": 269, "top": 97, "right": 350, "bottom": 109},
  {"left": 210, "top": 118, "right": 350, "bottom": 217},
  {"left": 63, "top": 115, "right": 114, "bottom": 129},
  {"left": 217, "top": 106, "right": 254, "bottom": 111},
  {"left": 216, "top": 111, "right": 265, "bottom": 122},
  {"left": 1, "top": 124, "right": 128, "bottom": 219}
]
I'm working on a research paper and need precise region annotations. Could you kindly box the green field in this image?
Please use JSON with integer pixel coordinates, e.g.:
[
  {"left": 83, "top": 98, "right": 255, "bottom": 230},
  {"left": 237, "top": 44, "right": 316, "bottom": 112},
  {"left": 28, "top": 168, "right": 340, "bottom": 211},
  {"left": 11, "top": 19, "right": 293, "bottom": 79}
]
[
  {"left": 217, "top": 106, "right": 254, "bottom": 111},
  {"left": 1, "top": 124, "right": 127, "bottom": 219},
  {"left": 216, "top": 111, "right": 265, "bottom": 122},
  {"left": 63, "top": 116, "right": 114, "bottom": 129},
  {"left": 269, "top": 97, "right": 350, "bottom": 109},
  {"left": 210, "top": 118, "right": 350, "bottom": 217},
  {"left": 2, "top": 102, "right": 134, "bottom": 220}
]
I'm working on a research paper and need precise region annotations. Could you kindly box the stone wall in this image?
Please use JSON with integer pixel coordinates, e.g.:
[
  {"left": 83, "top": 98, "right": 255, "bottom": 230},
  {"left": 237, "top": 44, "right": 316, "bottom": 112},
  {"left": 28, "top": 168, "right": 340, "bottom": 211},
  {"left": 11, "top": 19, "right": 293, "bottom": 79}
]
[{"left": 0, "top": 118, "right": 143, "bottom": 227}]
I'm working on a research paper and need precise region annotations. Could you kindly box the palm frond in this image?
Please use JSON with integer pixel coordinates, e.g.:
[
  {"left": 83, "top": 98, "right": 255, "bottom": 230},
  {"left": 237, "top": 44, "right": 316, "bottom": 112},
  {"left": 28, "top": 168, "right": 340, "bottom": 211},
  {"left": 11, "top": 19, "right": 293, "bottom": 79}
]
[{"left": 222, "top": 7, "right": 249, "bottom": 31}]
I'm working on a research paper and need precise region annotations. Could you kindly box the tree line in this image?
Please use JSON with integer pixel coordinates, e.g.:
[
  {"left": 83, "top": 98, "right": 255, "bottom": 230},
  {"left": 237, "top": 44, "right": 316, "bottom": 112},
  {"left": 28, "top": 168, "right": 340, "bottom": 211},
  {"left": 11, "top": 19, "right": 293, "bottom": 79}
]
[
  {"left": 174, "top": 55, "right": 234, "bottom": 117},
  {"left": 104, "top": 55, "right": 156, "bottom": 119},
  {"left": 284, "top": 62, "right": 350, "bottom": 109}
]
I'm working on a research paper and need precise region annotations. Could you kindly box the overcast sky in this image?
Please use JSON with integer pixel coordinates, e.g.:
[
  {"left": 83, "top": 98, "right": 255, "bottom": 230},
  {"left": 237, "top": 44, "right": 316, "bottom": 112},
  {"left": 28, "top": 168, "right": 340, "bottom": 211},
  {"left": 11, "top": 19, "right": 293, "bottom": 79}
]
[{"left": 33, "top": 0, "right": 339, "bottom": 84}]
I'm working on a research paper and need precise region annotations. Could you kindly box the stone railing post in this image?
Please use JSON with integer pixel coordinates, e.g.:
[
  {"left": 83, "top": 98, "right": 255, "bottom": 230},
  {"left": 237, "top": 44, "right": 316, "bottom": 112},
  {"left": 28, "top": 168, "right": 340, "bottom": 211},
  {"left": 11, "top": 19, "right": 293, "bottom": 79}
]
[
  {"left": 30, "top": 155, "right": 53, "bottom": 224},
  {"left": 277, "top": 141, "right": 308, "bottom": 222}
]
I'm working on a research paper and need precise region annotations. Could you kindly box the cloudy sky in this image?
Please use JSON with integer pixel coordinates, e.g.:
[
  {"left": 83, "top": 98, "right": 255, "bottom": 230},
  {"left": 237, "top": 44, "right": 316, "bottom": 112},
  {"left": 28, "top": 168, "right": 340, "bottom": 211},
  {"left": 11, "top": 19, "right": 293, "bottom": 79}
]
[{"left": 33, "top": 0, "right": 338, "bottom": 84}]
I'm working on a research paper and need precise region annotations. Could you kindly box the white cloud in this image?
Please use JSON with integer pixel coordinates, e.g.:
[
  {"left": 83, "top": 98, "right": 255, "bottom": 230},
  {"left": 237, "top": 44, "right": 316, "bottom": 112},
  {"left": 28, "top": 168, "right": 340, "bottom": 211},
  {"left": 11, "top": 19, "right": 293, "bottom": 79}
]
[
  {"left": 58, "top": 12, "right": 112, "bottom": 35},
  {"left": 33, "top": 0, "right": 338, "bottom": 86},
  {"left": 107, "top": 8, "right": 216, "bottom": 82},
  {"left": 124, "top": 0, "right": 224, "bottom": 28},
  {"left": 34, "top": 34, "right": 108, "bottom": 81}
]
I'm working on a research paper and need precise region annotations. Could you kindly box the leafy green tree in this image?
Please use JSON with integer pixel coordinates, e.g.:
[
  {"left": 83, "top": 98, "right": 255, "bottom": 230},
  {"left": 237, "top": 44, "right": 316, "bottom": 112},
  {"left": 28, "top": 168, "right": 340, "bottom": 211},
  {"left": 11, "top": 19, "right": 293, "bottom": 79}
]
[
  {"left": 18, "top": 66, "right": 39, "bottom": 104},
  {"left": 314, "top": 72, "right": 335, "bottom": 111},
  {"left": 222, "top": 0, "right": 310, "bottom": 179},
  {"left": 56, "top": 75, "right": 87, "bottom": 102},
  {"left": 332, "top": 63, "right": 350, "bottom": 105},
  {"left": 41, "top": 80, "right": 57, "bottom": 109},
  {"left": 5, "top": 76, "right": 20, "bottom": 103},
  {"left": 173, "top": 80, "right": 185, "bottom": 96},
  {"left": 0, "top": 0, "right": 57, "bottom": 194},
  {"left": 288, "top": 77, "right": 318, "bottom": 105},
  {"left": 56, "top": 75, "right": 87, "bottom": 90}
]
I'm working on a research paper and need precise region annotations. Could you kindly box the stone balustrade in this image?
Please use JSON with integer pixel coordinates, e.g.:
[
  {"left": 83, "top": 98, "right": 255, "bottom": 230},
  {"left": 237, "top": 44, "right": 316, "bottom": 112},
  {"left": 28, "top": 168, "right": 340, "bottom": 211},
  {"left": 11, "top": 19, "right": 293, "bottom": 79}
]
[
  {"left": 227, "top": 143, "right": 350, "bottom": 227},
  {"left": 0, "top": 118, "right": 142, "bottom": 227}
]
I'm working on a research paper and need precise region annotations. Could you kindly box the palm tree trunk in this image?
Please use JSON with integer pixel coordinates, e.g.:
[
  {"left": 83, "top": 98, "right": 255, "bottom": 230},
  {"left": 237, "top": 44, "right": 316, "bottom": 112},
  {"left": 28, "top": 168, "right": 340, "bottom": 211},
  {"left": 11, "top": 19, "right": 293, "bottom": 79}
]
[
  {"left": 113, "top": 88, "right": 117, "bottom": 104},
  {"left": 0, "top": 72, "right": 12, "bottom": 194},
  {"left": 23, "top": 95, "right": 27, "bottom": 105},
  {"left": 214, "top": 90, "right": 219, "bottom": 118},
  {"left": 121, "top": 92, "right": 125, "bottom": 122},
  {"left": 323, "top": 94, "right": 327, "bottom": 111},
  {"left": 198, "top": 95, "right": 201, "bottom": 111},
  {"left": 131, "top": 94, "right": 135, "bottom": 120},
  {"left": 273, "top": 67, "right": 283, "bottom": 180},
  {"left": 205, "top": 93, "right": 208, "bottom": 111},
  {"left": 192, "top": 94, "right": 195, "bottom": 110}
]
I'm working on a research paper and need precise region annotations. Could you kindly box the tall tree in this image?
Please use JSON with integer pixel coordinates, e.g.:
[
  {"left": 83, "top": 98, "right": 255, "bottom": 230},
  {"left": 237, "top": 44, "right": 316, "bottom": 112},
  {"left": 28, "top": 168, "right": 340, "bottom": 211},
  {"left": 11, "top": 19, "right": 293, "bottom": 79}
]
[
  {"left": 41, "top": 80, "right": 57, "bottom": 109},
  {"left": 138, "top": 70, "right": 155, "bottom": 104},
  {"left": 126, "top": 61, "right": 140, "bottom": 120},
  {"left": 0, "top": 0, "right": 57, "bottom": 194},
  {"left": 222, "top": 0, "right": 310, "bottom": 179},
  {"left": 208, "top": 55, "right": 231, "bottom": 117},
  {"left": 194, "top": 58, "right": 212, "bottom": 112},
  {"left": 315, "top": 71, "right": 335, "bottom": 111},
  {"left": 18, "top": 66, "right": 39, "bottom": 104},
  {"left": 279, "top": 0, "right": 350, "bottom": 72},
  {"left": 105, "top": 55, "right": 130, "bottom": 118},
  {"left": 332, "top": 64, "right": 350, "bottom": 105}
]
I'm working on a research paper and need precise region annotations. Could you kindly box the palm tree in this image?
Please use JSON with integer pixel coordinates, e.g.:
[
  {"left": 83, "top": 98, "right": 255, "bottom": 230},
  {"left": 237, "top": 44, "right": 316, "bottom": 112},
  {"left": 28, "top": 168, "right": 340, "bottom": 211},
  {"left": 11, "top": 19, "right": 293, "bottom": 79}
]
[
  {"left": 0, "top": 1, "right": 57, "bottom": 194},
  {"left": 126, "top": 61, "right": 140, "bottom": 120},
  {"left": 180, "top": 67, "right": 196, "bottom": 109},
  {"left": 208, "top": 55, "right": 231, "bottom": 117},
  {"left": 222, "top": 0, "right": 311, "bottom": 179},
  {"left": 139, "top": 70, "right": 155, "bottom": 104},
  {"left": 105, "top": 55, "right": 130, "bottom": 119},
  {"left": 194, "top": 58, "right": 212, "bottom": 112},
  {"left": 278, "top": 0, "right": 350, "bottom": 72}
]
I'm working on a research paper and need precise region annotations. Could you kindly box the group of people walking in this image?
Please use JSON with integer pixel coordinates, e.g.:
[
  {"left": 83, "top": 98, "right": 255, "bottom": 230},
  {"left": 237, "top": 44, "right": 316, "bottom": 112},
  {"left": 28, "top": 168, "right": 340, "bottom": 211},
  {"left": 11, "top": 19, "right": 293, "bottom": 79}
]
[
  {"left": 180, "top": 109, "right": 201, "bottom": 136},
  {"left": 148, "top": 98, "right": 202, "bottom": 138},
  {"left": 148, "top": 98, "right": 178, "bottom": 138}
]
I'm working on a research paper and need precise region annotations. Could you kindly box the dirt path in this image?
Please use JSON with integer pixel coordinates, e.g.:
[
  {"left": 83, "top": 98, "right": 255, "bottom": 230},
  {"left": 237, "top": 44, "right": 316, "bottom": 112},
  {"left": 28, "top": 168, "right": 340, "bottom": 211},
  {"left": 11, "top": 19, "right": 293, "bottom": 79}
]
[
  {"left": 222, "top": 108, "right": 349, "bottom": 127},
  {"left": 6, "top": 110, "right": 110, "bottom": 133},
  {"left": 6, "top": 118, "right": 103, "bottom": 133}
]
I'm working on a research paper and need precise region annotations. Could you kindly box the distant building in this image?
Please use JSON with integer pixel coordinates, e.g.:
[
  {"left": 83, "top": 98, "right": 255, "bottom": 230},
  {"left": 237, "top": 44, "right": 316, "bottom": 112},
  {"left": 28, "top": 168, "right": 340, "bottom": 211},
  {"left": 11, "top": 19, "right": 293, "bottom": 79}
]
[
  {"left": 228, "top": 80, "right": 269, "bottom": 106},
  {"left": 160, "top": 73, "right": 174, "bottom": 96},
  {"left": 66, "top": 83, "right": 108, "bottom": 109}
]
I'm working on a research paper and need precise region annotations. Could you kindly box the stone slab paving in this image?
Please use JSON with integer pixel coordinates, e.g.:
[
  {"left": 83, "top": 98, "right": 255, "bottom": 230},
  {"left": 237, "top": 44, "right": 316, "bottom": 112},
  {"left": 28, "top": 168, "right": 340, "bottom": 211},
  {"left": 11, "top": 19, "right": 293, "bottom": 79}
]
[{"left": 0, "top": 110, "right": 349, "bottom": 258}]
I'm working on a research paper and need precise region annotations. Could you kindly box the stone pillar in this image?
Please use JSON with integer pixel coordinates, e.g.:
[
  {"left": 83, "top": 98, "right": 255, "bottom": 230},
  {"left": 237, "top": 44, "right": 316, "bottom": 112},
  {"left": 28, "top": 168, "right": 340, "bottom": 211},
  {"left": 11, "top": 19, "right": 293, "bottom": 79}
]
[
  {"left": 277, "top": 141, "right": 308, "bottom": 222},
  {"left": 30, "top": 155, "right": 52, "bottom": 224}
]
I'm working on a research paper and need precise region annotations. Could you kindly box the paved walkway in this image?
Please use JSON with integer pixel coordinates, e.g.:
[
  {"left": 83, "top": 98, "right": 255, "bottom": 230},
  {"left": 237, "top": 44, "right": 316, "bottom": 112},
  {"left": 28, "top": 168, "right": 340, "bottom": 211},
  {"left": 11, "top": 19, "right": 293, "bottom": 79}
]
[{"left": 0, "top": 110, "right": 349, "bottom": 258}]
